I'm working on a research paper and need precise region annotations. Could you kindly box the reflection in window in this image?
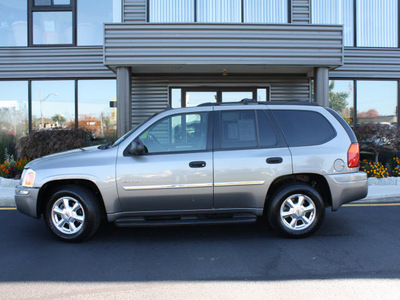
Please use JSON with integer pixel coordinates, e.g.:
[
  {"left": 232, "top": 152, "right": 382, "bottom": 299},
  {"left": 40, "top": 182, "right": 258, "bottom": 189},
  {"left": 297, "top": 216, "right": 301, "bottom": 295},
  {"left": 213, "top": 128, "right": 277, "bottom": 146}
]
[
  {"left": 329, "top": 80, "right": 354, "bottom": 125},
  {"left": 244, "top": 0, "right": 288, "bottom": 23},
  {"left": 140, "top": 113, "right": 208, "bottom": 153},
  {"left": 197, "top": 0, "right": 241, "bottom": 23},
  {"left": 0, "top": 81, "right": 28, "bottom": 136},
  {"left": 185, "top": 91, "right": 217, "bottom": 107},
  {"left": 78, "top": 80, "right": 117, "bottom": 141},
  {"left": 77, "top": 0, "right": 121, "bottom": 45},
  {"left": 221, "top": 91, "right": 253, "bottom": 102},
  {"left": 221, "top": 110, "right": 257, "bottom": 149},
  {"left": 0, "top": 1, "right": 27, "bottom": 46},
  {"left": 149, "top": 0, "right": 194, "bottom": 23},
  {"left": 33, "top": 11, "right": 73, "bottom": 45},
  {"left": 170, "top": 88, "right": 181, "bottom": 108},
  {"left": 357, "top": 81, "right": 397, "bottom": 125},
  {"left": 31, "top": 81, "right": 75, "bottom": 130},
  {"left": 311, "top": 0, "right": 353, "bottom": 46}
]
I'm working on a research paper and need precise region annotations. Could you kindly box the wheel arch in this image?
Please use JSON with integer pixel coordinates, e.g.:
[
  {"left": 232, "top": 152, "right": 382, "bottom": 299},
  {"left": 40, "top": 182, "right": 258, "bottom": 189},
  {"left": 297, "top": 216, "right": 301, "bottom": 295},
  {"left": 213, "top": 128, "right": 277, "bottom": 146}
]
[
  {"left": 265, "top": 173, "right": 332, "bottom": 212},
  {"left": 37, "top": 179, "right": 106, "bottom": 219}
]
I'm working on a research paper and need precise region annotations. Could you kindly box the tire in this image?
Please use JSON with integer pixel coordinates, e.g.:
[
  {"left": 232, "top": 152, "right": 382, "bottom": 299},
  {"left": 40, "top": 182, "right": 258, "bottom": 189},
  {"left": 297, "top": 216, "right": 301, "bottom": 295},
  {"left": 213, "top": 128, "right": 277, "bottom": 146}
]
[
  {"left": 267, "top": 184, "right": 325, "bottom": 238},
  {"left": 44, "top": 185, "right": 102, "bottom": 242}
]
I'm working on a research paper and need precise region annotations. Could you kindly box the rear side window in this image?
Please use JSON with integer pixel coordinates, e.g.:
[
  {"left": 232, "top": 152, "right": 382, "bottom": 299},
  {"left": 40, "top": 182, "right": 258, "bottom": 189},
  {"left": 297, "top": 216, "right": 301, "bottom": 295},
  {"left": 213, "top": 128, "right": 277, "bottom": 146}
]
[
  {"left": 272, "top": 110, "right": 336, "bottom": 147},
  {"left": 220, "top": 110, "right": 257, "bottom": 149}
]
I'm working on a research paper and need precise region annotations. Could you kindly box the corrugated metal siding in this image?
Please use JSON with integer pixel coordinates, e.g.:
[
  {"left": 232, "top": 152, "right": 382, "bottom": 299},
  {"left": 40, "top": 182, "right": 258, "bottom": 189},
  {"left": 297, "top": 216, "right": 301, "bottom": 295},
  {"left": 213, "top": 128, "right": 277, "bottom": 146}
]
[
  {"left": 291, "top": 0, "right": 310, "bottom": 24},
  {"left": 331, "top": 48, "right": 400, "bottom": 79},
  {"left": 104, "top": 24, "right": 343, "bottom": 68},
  {"left": 0, "top": 47, "right": 114, "bottom": 79},
  {"left": 130, "top": 75, "right": 310, "bottom": 126},
  {"left": 123, "top": 0, "right": 147, "bottom": 22}
]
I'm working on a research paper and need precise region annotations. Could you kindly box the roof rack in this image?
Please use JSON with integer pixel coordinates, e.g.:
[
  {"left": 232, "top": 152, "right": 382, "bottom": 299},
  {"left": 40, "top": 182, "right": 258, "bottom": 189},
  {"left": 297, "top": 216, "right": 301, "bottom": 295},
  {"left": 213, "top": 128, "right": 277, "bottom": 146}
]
[{"left": 197, "top": 99, "right": 319, "bottom": 107}]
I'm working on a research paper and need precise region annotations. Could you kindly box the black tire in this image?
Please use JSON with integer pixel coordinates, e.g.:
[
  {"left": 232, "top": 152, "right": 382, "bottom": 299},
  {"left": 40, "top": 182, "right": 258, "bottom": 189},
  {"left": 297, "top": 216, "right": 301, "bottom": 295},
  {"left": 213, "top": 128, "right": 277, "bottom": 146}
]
[
  {"left": 267, "top": 184, "right": 325, "bottom": 238},
  {"left": 44, "top": 185, "right": 102, "bottom": 242}
]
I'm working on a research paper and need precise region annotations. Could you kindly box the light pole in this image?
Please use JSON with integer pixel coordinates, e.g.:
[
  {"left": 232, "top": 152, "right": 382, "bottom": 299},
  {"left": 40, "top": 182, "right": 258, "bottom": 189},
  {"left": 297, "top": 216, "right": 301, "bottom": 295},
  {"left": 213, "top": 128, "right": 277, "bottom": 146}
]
[{"left": 40, "top": 92, "right": 58, "bottom": 129}]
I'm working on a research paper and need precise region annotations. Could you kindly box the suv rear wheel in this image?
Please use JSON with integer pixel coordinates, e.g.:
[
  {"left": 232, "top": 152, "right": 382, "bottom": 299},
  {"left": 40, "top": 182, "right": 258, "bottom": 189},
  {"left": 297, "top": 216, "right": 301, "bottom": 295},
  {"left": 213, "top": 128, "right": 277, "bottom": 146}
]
[
  {"left": 267, "top": 184, "right": 325, "bottom": 238},
  {"left": 44, "top": 186, "right": 102, "bottom": 242}
]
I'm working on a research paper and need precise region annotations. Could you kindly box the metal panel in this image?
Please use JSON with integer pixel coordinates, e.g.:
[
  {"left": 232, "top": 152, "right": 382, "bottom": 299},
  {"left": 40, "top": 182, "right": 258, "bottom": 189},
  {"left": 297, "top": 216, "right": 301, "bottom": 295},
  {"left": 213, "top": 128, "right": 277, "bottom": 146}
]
[
  {"left": 104, "top": 23, "right": 343, "bottom": 71},
  {"left": 130, "top": 75, "right": 311, "bottom": 127},
  {"left": 0, "top": 47, "right": 114, "bottom": 79},
  {"left": 291, "top": 0, "right": 310, "bottom": 24},
  {"left": 123, "top": 0, "right": 147, "bottom": 22},
  {"left": 331, "top": 48, "right": 400, "bottom": 79}
]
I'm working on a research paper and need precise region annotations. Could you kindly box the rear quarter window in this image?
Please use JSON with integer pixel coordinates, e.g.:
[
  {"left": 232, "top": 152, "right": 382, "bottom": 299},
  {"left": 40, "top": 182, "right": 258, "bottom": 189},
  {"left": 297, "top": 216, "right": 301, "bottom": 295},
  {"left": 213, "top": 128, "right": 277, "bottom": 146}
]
[{"left": 271, "top": 110, "right": 336, "bottom": 147}]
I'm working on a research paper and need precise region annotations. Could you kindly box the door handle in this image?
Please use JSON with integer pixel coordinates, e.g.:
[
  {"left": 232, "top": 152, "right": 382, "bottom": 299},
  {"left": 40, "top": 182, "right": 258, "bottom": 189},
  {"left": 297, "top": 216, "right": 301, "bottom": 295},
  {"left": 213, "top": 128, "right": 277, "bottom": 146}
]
[
  {"left": 266, "top": 157, "right": 283, "bottom": 164},
  {"left": 189, "top": 161, "right": 206, "bottom": 168}
]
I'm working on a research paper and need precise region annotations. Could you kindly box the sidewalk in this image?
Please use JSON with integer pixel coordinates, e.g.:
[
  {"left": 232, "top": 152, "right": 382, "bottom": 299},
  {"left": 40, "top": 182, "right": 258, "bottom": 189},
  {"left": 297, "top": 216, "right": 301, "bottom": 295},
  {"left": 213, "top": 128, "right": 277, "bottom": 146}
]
[{"left": 1, "top": 179, "right": 400, "bottom": 208}]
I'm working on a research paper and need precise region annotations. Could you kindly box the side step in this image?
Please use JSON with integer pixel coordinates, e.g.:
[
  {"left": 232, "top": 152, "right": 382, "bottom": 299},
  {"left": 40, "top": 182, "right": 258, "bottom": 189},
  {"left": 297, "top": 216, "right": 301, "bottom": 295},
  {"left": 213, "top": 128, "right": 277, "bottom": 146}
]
[{"left": 114, "top": 213, "right": 257, "bottom": 228}]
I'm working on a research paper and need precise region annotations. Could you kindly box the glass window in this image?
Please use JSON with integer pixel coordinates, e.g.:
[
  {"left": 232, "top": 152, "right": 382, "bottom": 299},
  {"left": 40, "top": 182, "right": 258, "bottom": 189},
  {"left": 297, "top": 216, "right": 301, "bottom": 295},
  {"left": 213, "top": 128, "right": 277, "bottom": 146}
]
[
  {"left": 257, "top": 110, "right": 277, "bottom": 147},
  {"left": 197, "top": 0, "right": 241, "bottom": 23},
  {"left": 185, "top": 91, "right": 217, "bottom": 107},
  {"left": 272, "top": 110, "right": 336, "bottom": 146},
  {"left": 139, "top": 113, "right": 208, "bottom": 153},
  {"left": 170, "top": 88, "right": 181, "bottom": 108},
  {"left": 77, "top": 0, "right": 121, "bottom": 45},
  {"left": 311, "top": 0, "right": 354, "bottom": 47},
  {"left": 329, "top": 80, "right": 354, "bottom": 125},
  {"left": 244, "top": 0, "right": 288, "bottom": 23},
  {"left": 31, "top": 81, "right": 75, "bottom": 130},
  {"left": 0, "top": 81, "right": 28, "bottom": 136},
  {"left": 149, "top": 0, "right": 194, "bottom": 22},
  {"left": 0, "top": 1, "right": 27, "bottom": 46},
  {"left": 356, "top": 81, "right": 397, "bottom": 125},
  {"left": 33, "top": 11, "right": 73, "bottom": 45},
  {"left": 78, "top": 80, "right": 117, "bottom": 141},
  {"left": 222, "top": 91, "right": 253, "bottom": 102},
  {"left": 356, "top": 0, "right": 398, "bottom": 47},
  {"left": 35, "top": 0, "right": 51, "bottom": 5},
  {"left": 220, "top": 110, "right": 257, "bottom": 149}
]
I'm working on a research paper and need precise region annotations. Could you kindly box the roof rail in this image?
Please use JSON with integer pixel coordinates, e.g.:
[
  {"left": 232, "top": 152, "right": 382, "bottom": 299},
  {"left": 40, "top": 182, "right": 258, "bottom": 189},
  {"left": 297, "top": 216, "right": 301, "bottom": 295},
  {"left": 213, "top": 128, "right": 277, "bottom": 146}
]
[{"left": 197, "top": 99, "right": 318, "bottom": 107}]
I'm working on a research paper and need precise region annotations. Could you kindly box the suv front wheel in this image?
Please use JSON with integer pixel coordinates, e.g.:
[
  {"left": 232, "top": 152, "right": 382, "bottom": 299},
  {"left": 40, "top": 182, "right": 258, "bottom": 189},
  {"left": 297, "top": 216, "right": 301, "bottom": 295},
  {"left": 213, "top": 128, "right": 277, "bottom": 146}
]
[
  {"left": 267, "top": 184, "right": 325, "bottom": 238},
  {"left": 44, "top": 186, "right": 102, "bottom": 242}
]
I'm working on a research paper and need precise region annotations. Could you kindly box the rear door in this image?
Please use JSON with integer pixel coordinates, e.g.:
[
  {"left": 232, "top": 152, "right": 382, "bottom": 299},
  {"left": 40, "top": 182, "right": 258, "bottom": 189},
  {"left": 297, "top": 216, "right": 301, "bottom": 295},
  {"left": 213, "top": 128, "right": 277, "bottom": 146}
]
[{"left": 213, "top": 108, "right": 292, "bottom": 209}]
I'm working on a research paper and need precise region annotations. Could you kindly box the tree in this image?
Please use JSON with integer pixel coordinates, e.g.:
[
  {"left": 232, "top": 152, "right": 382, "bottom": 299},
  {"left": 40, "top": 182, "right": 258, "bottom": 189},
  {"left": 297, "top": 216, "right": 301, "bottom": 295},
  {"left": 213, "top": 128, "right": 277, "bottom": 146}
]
[
  {"left": 52, "top": 114, "right": 66, "bottom": 126},
  {"left": 329, "top": 81, "right": 349, "bottom": 116}
]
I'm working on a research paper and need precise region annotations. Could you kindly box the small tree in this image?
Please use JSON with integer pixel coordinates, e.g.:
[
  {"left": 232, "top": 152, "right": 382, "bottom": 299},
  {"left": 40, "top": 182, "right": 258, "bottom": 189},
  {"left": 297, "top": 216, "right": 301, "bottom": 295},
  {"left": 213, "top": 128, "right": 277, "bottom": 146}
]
[{"left": 355, "top": 123, "right": 400, "bottom": 162}]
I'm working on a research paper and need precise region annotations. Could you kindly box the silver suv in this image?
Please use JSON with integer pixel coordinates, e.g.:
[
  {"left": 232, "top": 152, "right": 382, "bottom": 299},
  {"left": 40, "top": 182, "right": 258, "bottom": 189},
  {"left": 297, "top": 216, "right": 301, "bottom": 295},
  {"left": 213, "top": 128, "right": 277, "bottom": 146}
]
[{"left": 15, "top": 100, "right": 368, "bottom": 242}]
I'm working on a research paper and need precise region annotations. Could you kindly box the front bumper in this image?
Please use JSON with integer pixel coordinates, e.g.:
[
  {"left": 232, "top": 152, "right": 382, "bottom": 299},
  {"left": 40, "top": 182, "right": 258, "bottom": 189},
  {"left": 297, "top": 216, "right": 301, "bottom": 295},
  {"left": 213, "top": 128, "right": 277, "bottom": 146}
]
[
  {"left": 325, "top": 172, "right": 368, "bottom": 211},
  {"left": 15, "top": 185, "right": 40, "bottom": 218}
]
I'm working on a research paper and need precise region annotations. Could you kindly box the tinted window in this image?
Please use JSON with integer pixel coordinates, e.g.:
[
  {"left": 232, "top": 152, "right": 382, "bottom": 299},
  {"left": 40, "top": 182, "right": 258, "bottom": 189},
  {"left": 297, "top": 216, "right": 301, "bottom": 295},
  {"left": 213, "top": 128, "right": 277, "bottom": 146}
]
[
  {"left": 220, "top": 110, "right": 257, "bottom": 149},
  {"left": 257, "top": 111, "right": 277, "bottom": 147},
  {"left": 139, "top": 113, "right": 208, "bottom": 154},
  {"left": 272, "top": 110, "right": 336, "bottom": 147}
]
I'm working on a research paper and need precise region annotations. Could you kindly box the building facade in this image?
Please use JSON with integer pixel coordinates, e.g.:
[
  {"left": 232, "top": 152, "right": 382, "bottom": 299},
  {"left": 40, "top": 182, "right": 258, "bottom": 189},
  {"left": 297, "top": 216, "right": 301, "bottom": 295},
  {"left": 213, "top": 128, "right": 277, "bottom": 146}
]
[{"left": 1, "top": 0, "right": 399, "bottom": 139}]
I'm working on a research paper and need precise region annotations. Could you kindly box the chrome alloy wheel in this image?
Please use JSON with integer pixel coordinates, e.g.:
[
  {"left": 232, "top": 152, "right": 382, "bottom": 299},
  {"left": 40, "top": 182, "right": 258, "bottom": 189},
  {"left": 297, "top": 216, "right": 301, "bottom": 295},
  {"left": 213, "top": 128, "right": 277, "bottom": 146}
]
[
  {"left": 280, "top": 194, "right": 316, "bottom": 231},
  {"left": 51, "top": 197, "right": 85, "bottom": 235}
]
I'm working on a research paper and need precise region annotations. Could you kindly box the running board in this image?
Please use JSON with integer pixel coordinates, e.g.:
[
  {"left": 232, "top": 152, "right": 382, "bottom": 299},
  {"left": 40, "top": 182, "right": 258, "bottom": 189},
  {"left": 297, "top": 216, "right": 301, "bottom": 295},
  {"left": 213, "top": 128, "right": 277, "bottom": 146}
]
[{"left": 114, "top": 213, "right": 257, "bottom": 227}]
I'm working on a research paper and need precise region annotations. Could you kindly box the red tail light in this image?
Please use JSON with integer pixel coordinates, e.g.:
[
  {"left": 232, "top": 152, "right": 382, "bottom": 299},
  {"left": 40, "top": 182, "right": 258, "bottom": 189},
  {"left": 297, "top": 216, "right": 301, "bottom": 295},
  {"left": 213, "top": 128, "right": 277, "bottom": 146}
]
[{"left": 348, "top": 143, "right": 360, "bottom": 168}]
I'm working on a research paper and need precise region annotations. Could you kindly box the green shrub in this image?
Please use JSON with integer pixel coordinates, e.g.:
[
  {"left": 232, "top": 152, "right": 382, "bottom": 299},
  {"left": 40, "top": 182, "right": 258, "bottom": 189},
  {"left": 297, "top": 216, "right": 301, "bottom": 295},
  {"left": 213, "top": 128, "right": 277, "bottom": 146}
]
[
  {"left": 0, "top": 131, "right": 16, "bottom": 163},
  {"left": 17, "top": 128, "right": 90, "bottom": 159}
]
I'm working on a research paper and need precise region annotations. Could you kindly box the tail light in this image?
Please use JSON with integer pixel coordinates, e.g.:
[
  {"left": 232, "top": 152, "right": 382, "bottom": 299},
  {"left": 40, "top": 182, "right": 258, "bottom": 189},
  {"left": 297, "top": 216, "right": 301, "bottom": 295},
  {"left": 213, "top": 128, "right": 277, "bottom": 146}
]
[{"left": 348, "top": 143, "right": 360, "bottom": 168}]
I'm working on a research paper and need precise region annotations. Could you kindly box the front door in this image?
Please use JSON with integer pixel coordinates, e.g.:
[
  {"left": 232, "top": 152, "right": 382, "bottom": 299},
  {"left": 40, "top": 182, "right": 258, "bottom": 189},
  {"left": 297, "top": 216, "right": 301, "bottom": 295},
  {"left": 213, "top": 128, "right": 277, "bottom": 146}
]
[{"left": 116, "top": 111, "right": 213, "bottom": 212}]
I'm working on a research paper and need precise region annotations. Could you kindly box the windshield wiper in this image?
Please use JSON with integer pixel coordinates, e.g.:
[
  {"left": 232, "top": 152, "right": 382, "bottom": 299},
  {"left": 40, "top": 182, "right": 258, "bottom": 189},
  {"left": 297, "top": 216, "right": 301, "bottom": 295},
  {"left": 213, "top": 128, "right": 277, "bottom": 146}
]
[{"left": 98, "top": 141, "right": 114, "bottom": 150}]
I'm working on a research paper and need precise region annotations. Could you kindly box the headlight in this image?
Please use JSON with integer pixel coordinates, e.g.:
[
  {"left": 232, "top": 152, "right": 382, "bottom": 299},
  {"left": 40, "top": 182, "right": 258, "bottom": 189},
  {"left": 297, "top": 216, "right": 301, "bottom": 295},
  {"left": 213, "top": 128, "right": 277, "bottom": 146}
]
[{"left": 21, "top": 169, "right": 36, "bottom": 187}]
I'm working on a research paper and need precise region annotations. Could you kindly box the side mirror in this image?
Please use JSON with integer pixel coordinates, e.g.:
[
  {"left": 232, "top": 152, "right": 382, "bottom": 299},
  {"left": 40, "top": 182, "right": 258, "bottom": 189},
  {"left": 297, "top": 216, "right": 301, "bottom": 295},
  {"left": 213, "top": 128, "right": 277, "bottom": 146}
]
[{"left": 128, "top": 140, "right": 146, "bottom": 155}]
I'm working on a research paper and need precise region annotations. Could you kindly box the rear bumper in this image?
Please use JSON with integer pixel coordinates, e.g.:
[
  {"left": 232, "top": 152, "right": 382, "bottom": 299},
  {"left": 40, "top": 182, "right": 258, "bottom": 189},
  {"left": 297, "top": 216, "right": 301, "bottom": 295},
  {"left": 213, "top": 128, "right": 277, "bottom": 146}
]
[
  {"left": 15, "top": 185, "right": 40, "bottom": 218},
  {"left": 325, "top": 172, "right": 368, "bottom": 211}
]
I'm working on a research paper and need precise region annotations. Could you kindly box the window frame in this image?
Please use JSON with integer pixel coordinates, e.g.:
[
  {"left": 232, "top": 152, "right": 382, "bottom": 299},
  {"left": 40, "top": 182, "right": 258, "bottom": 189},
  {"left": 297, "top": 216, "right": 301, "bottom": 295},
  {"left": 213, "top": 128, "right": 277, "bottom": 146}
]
[
  {"left": 28, "top": 0, "right": 76, "bottom": 47},
  {"left": 147, "top": 0, "right": 292, "bottom": 23}
]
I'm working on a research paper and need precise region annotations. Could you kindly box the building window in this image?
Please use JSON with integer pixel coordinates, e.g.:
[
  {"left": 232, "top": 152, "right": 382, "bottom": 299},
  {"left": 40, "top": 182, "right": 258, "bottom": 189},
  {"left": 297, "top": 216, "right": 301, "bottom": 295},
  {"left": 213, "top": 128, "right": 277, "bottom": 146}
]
[
  {"left": 312, "top": 0, "right": 398, "bottom": 47},
  {"left": 311, "top": 0, "right": 353, "bottom": 46},
  {"left": 329, "top": 80, "right": 354, "bottom": 125},
  {"left": 0, "top": 2, "right": 28, "bottom": 46},
  {"left": 32, "top": 11, "right": 73, "bottom": 45},
  {"left": 0, "top": 81, "right": 29, "bottom": 136},
  {"left": 31, "top": 80, "right": 75, "bottom": 130},
  {"left": 78, "top": 80, "right": 117, "bottom": 141},
  {"left": 357, "top": 81, "right": 397, "bottom": 125},
  {"left": 149, "top": 0, "right": 289, "bottom": 23},
  {"left": 77, "top": 0, "right": 121, "bottom": 45},
  {"left": 356, "top": 0, "right": 398, "bottom": 47},
  {"left": 169, "top": 87, "right": 269, "bottom": 108}
]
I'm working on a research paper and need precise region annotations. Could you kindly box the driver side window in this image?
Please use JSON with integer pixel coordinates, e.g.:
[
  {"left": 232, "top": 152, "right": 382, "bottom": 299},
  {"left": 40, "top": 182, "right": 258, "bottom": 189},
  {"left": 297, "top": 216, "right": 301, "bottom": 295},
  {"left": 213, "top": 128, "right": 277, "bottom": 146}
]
[{"left": 139, "top": 112, "right": 208, "bottom": 154}]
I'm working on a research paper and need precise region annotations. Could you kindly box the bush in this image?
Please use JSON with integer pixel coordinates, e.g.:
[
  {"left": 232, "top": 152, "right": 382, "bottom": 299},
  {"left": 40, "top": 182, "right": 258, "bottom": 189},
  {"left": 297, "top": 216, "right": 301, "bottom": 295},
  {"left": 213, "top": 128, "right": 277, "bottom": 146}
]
[
  {"left": 0, "top": 131, "right": 16, "bottom": 163},
  {"left": 17, "top": 128, "right": 90, "bottom": 159}
]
